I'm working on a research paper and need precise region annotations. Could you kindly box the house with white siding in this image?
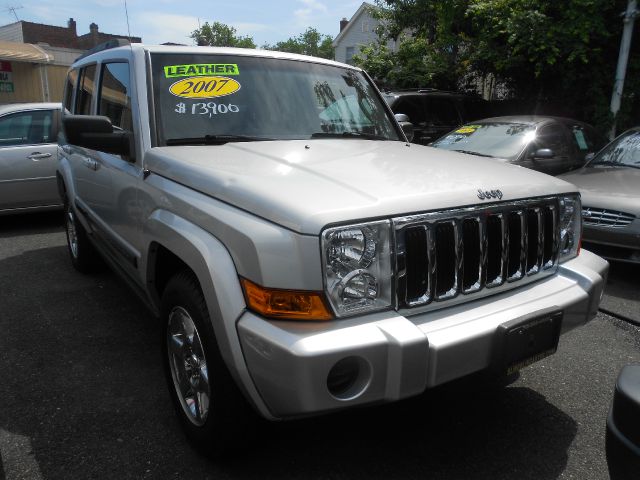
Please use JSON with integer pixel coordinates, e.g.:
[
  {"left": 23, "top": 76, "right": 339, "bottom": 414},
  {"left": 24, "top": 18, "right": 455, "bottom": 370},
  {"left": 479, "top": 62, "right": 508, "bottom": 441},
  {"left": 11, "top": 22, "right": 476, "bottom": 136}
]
[{"left": 332, "top": 2, "right": 397, "bottom": 65}]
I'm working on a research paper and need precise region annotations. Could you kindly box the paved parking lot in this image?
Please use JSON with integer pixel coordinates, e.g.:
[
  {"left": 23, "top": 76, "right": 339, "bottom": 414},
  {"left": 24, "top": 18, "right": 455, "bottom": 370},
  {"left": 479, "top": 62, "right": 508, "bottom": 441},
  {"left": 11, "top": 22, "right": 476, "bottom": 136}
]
[{"left": 0, "top": 212, "right": 638, "bottom": 480}]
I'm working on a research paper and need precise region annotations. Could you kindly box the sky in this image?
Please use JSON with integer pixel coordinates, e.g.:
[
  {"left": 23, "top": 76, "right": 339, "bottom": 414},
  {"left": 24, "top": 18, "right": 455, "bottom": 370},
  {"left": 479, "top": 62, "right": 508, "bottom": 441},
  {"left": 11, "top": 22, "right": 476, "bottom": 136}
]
[{"left": 2, "top": 0, "right": 365, "bottom": 46}]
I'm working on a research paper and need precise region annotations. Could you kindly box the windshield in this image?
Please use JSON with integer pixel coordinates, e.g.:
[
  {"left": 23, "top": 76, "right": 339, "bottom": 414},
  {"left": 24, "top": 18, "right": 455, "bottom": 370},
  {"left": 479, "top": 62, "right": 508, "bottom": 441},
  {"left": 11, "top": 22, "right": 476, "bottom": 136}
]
[
  {"left": 151, "top": 53, "right": 401, "bottom": 145},
  {"left": 588, "top": 130, "right": 640, "bottom": 169},
  {"left": 431, "top": 122, "right": 536, "bottom": 160}
]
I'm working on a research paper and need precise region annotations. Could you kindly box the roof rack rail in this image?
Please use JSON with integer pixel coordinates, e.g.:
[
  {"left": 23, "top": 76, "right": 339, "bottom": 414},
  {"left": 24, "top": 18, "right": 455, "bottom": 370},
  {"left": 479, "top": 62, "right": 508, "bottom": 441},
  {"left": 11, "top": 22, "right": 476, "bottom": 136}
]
[{"left": 75, "top": 38, "right": 131, "bottom": 61}]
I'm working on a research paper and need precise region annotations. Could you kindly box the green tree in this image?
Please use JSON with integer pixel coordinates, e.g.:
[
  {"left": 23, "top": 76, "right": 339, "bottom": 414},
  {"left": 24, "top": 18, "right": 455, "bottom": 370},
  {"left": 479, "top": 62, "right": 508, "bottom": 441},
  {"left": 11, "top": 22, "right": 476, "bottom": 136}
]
[
  {"left": 191, "top": 21, "right": 256, "bottom": 48},
  {"left": 263, "top": 27, "right": 334, "bottom": 59},
  {"left": 357, "top": 0, "right": 639, "bottom": 132}
]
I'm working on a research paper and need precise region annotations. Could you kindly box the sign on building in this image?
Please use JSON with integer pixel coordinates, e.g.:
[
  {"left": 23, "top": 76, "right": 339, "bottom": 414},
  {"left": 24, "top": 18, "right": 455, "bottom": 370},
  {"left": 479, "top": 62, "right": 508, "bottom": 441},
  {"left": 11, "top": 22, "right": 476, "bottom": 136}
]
[{"left": 0, "top": 61, "right": 14, "bottom": 93}]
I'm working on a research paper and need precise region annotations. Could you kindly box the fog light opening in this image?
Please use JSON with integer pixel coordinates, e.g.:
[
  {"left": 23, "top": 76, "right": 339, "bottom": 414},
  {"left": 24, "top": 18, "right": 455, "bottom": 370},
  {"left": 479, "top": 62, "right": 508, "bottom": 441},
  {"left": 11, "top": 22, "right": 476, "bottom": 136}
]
[{"left": 326, "top": 356, "right": 371, "bottom": 401}]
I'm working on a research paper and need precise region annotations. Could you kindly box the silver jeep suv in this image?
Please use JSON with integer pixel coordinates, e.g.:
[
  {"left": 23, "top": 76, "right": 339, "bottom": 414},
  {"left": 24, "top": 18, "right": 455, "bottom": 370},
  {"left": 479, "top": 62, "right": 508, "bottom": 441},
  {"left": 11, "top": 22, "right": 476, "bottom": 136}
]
[{"left": 57, "top": 42, "right": 608, "bottom": 453}]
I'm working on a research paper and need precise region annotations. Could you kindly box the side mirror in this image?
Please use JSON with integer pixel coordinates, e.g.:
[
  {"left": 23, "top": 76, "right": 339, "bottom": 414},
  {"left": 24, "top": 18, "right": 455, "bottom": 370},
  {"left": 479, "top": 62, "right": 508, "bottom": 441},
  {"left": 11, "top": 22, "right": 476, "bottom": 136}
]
[
  {"left": 532, "top": 148, "right": 554, "bottom": 159},
  {"left": 63, "top": 114, "right": 134, "bottom": 159},
  {"left": 584, "top": 152, "right": 595, "bottom": 163},
  {"left": 394, "top": 113, "right": 414, "bottom": 142}
]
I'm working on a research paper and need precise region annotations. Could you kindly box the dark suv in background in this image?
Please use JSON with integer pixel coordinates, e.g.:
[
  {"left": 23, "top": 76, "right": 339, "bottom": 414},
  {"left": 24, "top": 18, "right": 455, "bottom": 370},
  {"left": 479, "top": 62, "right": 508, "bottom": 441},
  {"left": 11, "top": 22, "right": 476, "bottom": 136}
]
[{"left": 383, "top": 89, "right": 494, "bottom": 145}]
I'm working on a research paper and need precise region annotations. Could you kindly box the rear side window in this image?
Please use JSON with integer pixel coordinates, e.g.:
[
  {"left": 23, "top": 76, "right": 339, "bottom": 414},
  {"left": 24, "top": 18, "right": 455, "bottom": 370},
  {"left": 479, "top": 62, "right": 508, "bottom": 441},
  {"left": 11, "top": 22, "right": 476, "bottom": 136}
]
[
  {"left": 98, "top": 62, "right": 133, "bottom": 131},
  {"left": 76, "top": 65, "right": 97, "bottom": 115},
  {"left": 536, "top": 124, "right": 570, "bottom": 156},
  {"left": 0, "top": 110, "right": 54, "bottom": 146},
  {"left": 394, "top": 96, "right": 427, "bottom": 126},
  {"left": 63, "top": 69, "right": 78, "bottom": 112},
  {"left": 424, "top": 97, "right": 460, "bottom": 125}
]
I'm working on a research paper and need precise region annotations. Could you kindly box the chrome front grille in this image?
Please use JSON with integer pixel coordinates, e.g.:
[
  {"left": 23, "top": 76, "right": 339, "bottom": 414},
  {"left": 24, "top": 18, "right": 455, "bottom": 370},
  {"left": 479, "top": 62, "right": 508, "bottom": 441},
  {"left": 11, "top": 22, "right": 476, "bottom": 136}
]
[
  {"left": 582, "top": 207, "right": 635, "bottom": 227},
  {"left": 394, "top": 198, "right": 559, "bottom": 310}
]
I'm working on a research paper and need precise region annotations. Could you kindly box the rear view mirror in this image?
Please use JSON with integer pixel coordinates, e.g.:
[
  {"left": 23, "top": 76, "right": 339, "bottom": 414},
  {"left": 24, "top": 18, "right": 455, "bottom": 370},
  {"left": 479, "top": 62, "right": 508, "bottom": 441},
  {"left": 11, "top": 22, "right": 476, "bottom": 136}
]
[
  {"left": 394, "top": 113, "right": 414, "bottom": 142},
  {"left": 63, "top": 114, "right": 134, "bottom": 160},
  {"left": 533, "top": 148, "right": 554, "bottom": 159}
]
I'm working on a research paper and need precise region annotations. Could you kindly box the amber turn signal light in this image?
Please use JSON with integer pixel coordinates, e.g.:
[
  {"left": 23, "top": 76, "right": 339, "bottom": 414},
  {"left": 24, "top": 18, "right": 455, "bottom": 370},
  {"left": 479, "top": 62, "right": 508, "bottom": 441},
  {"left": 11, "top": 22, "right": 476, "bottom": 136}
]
[{"left": 240, "top": 278, "right": 333, "bottom": 321}]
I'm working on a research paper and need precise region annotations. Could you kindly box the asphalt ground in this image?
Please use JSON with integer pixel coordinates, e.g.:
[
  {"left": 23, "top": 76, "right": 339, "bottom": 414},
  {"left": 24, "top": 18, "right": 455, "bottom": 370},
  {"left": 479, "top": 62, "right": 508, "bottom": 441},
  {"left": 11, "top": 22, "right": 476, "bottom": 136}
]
[{"left": 0, "top": 212, "right": 639, "bottom": 480}]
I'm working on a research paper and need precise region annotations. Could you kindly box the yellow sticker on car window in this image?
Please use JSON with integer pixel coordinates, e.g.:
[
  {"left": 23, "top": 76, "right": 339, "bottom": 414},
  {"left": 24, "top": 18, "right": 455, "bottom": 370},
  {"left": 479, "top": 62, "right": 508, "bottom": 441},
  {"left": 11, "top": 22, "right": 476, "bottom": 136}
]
[
  {"left": 169, "top": 76, "right": 241, "bottom": 99},
  {"left": 455, "top": 125, "right": 481, "bottom": 134},
  {"left": 164, "top": 64, "right": 239, "bottom": 77}
]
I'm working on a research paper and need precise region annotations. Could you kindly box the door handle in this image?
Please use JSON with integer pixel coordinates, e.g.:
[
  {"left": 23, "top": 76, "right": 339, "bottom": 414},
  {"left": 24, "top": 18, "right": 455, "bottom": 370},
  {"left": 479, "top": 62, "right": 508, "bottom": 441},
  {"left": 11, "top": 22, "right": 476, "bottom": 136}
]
[
  {"left": 27, "top": 152, "right": 52, "bottom": 160},
  {"left": 83, "top": 158, "right": 99, "bottom": 170}
]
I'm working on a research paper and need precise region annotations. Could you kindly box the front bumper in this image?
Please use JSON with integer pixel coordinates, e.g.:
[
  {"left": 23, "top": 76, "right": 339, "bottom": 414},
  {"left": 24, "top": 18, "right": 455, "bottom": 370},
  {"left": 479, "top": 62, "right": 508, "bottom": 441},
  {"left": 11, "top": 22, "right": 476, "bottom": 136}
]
[
  {"left": 583, "top": 219, "right": 640, "bottom": 263},
  {"left": 237, "top": 250, "right": 608, "bottom": 419}
]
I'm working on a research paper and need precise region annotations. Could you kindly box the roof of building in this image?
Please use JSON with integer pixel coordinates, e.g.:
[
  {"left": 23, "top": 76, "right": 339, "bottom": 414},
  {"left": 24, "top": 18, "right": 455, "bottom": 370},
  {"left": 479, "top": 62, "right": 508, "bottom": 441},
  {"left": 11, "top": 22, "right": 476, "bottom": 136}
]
[
  {"left": 0, "top": 19, "right": 140, "bottom": 49},
  {"left": 332, "top": 2, "right": 377, "bottom": 47}
]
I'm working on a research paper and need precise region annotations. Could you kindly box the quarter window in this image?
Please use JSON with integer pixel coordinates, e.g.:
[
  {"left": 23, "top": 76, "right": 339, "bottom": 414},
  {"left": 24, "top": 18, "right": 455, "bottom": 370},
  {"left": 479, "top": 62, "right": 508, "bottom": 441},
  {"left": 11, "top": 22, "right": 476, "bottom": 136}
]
[
  {"left": 98, "top": 62, "right": 133, "bottom": 131},
  {"left": 0, "top": 110, "right": 54, "bottom": 147}
]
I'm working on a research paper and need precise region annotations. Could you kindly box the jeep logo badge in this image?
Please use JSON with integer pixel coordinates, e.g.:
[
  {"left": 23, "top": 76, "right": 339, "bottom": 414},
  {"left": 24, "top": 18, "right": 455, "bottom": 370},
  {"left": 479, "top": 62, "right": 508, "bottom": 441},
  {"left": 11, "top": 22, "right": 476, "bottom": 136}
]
[{"left": 477, "top": 189, "right": 503, "bottom": 200}]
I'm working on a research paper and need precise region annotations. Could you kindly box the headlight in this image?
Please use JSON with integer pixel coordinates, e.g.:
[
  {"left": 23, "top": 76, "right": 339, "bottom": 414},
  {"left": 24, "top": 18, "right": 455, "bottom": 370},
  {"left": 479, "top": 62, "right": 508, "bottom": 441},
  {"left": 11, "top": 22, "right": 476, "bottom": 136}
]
[
  {"left": 321, "top": 221, "right": 392, "bottom": 317},
  {"left": 558, "top": 194, "right": 582, "bottom": 262}
]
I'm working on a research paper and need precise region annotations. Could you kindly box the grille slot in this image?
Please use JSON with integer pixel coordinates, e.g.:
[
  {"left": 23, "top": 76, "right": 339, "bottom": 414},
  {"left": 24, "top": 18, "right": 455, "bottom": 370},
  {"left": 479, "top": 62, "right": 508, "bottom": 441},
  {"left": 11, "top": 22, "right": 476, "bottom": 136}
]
[
  {"left": 461, "top": 218, "right": 481, "bottom": 292},
  {"left": 404, "top": 226, "right": 429, "bottom": 302},
  {"left": 395, "top": 198, "right": 560, "bottom": 310},
  {"left": 582, "top": 207, "right": 635, "bottom": 227},
  {"left": 486, "top": 214, "right": 504, "bottom": 286},
  {"left": 434, "top": 222, "right": 457, "bottom": 299},
  {"left": 507, "top": 211, "right": 525, "bottom": 279}
]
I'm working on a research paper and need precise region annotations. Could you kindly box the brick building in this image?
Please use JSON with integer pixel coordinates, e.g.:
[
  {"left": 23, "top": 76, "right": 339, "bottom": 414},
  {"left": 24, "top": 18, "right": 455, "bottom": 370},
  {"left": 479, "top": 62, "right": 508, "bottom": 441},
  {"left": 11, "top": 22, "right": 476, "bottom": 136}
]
[
  {"left": 0, "top": 18, "right": 141, "bottom": 49},
  {"left": 0, "top": 18, "right": 141, "bottom": 104}
]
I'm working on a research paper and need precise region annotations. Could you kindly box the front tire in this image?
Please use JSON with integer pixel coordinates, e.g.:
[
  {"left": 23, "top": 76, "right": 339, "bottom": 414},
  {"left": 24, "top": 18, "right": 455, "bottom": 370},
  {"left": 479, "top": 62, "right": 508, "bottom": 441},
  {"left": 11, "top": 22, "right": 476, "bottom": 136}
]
[
  {"left": 161, "top": 270, "right": 255, "bottom": 455},
  {"left": 65, "top": 204, "right": 100, "bottom": 273}
]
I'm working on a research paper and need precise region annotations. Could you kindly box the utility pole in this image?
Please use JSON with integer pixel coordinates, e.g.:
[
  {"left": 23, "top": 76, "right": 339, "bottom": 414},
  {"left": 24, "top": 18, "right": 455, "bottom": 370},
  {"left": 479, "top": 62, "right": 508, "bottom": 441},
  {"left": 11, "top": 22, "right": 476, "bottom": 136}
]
[{"left": 610, "top": 0, "right": 639, "bottom": 140}]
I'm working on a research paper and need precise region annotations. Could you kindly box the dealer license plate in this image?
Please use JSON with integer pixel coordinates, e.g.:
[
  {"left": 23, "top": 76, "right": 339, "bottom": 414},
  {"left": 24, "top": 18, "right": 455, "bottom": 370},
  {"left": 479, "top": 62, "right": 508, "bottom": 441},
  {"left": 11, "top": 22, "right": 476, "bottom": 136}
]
[{"left": 494, "top": 309, "right": 563, "bottom": 375}]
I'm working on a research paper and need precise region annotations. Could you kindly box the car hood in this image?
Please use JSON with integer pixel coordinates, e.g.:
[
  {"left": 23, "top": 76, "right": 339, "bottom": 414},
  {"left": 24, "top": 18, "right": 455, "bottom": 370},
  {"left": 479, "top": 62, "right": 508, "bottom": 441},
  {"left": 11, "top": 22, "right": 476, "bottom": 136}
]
[
  {"left": 559, "top": 166, "right": 640, "bottom": 216},
  {"left": 145, "top": 140, "right": 575, "bottom": 234}
]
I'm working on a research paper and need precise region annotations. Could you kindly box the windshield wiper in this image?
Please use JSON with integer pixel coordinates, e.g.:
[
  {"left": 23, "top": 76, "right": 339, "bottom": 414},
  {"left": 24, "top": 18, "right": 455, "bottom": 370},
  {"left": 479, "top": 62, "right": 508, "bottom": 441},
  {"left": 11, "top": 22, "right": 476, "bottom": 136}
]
[
  {"left": 311, "top": 131, "right": 389, "bottom": 140},
  {"left": 452, "top": 149, "right": 494, "bottom": 158},
  {"left": 590, "top": 160, "right": 640, "bottom": 169},
  {"left": 166, "top": 134, "right": 273, "bottom": 146}
]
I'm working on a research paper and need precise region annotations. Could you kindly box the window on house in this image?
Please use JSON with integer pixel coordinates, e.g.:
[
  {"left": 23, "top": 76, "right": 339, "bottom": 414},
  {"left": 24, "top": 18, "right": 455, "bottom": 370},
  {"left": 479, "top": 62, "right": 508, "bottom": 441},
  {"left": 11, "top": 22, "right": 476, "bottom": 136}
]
[{"left": 345, "top": 46, "right": 355, "bottom": 65}]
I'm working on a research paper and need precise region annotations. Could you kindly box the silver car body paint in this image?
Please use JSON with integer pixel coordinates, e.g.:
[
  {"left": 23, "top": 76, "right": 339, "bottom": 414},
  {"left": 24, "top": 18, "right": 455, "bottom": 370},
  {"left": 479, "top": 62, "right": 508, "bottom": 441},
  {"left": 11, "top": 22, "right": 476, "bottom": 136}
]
[
  {"left": 58, "top": 44, "right": 609, "bottom": 421},
  {"left": 559, "top": 132, "right": 640, "bottom": 263},
  {"left": 0, "top": 103, "right": 63, "bottom": 215}
]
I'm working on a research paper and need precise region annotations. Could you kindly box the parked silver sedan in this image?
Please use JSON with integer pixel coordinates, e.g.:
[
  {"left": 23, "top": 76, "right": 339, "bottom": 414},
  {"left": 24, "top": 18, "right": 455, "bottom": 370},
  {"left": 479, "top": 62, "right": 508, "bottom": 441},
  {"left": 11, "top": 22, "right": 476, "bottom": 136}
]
[
  {"left": 0, "top": 102, "right": 63, "bottom": 215},
  {"left": 559, "top": 127, "right": 640, "bottom": 264}
]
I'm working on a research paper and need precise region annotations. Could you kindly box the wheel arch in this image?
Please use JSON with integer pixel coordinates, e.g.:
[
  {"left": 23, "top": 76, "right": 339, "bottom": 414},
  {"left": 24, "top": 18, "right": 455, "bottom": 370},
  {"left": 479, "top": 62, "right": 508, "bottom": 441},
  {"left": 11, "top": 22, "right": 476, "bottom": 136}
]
[{"left": 143, "top": 209, "right": 275, "bottom": 420}]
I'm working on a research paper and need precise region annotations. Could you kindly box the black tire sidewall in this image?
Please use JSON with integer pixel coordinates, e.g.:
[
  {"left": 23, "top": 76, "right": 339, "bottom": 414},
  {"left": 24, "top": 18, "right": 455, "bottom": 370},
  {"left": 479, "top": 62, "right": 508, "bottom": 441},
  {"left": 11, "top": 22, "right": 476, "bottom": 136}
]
[
  {"left": 160, "top": 271, "right": 252, "bottom": 453},
  {"left": 65, "top": 204, "right": 96, "bottom": 274}
]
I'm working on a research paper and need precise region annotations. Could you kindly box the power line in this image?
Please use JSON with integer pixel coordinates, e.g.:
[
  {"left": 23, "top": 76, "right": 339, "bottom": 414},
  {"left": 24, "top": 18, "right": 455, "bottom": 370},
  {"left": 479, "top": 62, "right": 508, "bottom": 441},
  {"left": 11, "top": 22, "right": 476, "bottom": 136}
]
[{"left": 3, "top": 5, "right": 23, "bottom": 22}]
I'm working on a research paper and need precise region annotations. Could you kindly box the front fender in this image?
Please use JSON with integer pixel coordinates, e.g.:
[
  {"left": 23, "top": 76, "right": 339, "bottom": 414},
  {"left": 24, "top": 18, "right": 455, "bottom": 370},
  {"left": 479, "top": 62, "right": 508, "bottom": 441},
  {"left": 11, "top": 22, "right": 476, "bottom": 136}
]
[{"left": 143, "top": 209, "right": 275, "bottom": 420}]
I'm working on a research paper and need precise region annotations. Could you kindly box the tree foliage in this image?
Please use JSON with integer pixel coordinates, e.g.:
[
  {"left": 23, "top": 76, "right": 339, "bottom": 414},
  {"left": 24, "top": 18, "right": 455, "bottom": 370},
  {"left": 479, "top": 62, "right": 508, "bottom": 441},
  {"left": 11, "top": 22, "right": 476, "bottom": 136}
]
[
  {"left": 263, "top": 27, "right": 334, "bottom": 59},
  {"left": 191, "top": 21, "right": 256, "bottom": 49},
  {"left": 354, "top": 0, "right": 639, "bottom": 132}
]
